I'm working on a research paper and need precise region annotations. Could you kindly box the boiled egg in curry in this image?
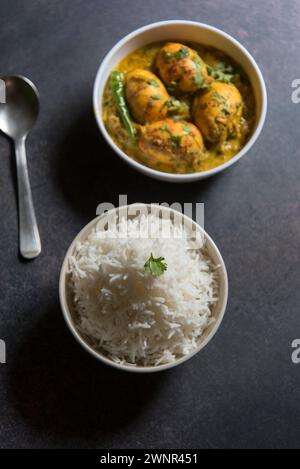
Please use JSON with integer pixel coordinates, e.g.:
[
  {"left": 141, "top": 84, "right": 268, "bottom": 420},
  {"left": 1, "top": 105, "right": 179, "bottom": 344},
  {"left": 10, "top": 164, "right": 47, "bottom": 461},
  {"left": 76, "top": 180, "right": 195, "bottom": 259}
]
[
  {"left": 193, "top": 81, "right": 243, "bottom": 143},
  {"left": 156, "top": 42, "right": 210, "bottom": 93},
  {"left": 138, "top": 119, "right": 206, "bottom": 173},
  {"left": 125, "top": 69, "right": 169, "bottom": 124},
  {"left": 102, "top": 41, "right": 256, "bottom": 174}
]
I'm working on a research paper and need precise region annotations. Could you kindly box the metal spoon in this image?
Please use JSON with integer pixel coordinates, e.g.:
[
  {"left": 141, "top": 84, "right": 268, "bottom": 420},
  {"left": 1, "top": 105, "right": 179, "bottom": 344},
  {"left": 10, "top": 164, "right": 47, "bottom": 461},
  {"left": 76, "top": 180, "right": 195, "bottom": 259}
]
[{"left": 0, "top": 75, "right": 41, "bottom": 259}]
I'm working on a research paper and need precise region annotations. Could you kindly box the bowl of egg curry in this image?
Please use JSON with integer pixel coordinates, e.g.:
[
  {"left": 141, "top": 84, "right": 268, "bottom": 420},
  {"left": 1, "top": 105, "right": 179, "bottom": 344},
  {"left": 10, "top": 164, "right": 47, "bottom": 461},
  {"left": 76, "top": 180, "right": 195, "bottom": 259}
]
[{"left": 94, "top": 21, "right": 267, "bottom": 182}]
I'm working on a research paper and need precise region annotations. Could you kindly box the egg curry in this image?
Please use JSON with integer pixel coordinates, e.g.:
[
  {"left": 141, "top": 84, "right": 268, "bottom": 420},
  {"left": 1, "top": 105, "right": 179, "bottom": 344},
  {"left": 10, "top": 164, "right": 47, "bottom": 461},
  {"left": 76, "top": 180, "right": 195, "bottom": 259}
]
[{"left": 102, "top": 42, "right": 256, "bottom": 174}]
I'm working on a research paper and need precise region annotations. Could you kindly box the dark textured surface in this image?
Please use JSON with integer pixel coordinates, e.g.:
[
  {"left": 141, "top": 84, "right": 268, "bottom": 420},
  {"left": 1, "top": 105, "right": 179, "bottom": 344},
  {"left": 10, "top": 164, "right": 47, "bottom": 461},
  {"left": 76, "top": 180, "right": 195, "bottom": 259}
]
[{"left": 0, "top": 0, "right": 299, "bottom": 449}]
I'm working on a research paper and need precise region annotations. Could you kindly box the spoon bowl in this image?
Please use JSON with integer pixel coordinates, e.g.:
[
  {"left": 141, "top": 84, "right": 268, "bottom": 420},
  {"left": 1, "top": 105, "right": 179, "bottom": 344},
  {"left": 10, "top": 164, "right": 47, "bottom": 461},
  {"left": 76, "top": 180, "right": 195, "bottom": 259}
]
[
  {"left": 0, "top": 76, "right": 39, "bottom": 139},
  {"left": 0, "top": 75, "right": 41, "bottom": 259}
]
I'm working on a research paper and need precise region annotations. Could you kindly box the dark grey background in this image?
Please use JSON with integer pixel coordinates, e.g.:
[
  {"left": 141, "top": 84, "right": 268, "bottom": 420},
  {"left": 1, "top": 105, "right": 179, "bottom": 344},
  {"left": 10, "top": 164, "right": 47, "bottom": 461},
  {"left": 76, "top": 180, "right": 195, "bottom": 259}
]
[{"left": 0, "top": 0, "right": 299, "bottom": 449}]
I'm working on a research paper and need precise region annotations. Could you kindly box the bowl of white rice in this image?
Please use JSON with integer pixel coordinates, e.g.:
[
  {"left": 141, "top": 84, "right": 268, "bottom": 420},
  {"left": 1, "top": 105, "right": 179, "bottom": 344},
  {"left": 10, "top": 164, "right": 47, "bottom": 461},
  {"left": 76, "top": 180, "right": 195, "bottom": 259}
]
[{"left": 59, "top": 204, "right": 228, "bottom": 372}]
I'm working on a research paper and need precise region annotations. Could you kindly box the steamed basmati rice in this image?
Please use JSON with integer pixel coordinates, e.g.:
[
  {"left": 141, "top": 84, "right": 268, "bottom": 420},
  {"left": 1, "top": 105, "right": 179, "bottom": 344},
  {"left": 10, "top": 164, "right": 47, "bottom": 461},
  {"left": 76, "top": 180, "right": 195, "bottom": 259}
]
[{"left": 69, "top": 213, "right": 219, "bottom": 366}]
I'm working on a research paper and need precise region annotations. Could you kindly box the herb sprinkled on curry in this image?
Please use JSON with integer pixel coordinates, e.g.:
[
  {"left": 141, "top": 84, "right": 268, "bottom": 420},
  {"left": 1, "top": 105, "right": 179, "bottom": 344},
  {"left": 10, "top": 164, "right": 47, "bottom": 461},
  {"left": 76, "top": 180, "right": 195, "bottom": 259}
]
[{"left": 102, "top": 41, "right": 256, "bottom": 174}]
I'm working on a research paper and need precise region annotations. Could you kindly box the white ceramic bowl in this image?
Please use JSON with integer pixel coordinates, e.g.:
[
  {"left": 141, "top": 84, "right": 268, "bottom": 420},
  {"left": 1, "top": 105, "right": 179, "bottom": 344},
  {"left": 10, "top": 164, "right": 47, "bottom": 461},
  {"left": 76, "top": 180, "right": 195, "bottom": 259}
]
[
  {"left": 59, "top": 204, "right": 228, "bottom": 373},
  {"left": 93, "top": 20, "right": 267, "bottom": 183}
]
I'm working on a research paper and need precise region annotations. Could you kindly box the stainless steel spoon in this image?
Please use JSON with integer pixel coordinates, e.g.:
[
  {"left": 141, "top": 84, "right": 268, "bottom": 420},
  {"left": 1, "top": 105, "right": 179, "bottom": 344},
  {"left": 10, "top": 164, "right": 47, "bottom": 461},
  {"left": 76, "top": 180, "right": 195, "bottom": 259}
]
[{"left": 0, "top": 75, "right": 41, "bottom": 259}]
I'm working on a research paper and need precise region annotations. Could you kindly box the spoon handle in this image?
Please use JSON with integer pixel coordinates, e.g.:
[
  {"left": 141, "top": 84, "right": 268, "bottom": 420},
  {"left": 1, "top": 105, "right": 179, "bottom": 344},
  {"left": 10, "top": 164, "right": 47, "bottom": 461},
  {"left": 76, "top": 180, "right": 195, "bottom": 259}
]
[{"left": 14, "top": 137, "right": 41, "bottom": 259}]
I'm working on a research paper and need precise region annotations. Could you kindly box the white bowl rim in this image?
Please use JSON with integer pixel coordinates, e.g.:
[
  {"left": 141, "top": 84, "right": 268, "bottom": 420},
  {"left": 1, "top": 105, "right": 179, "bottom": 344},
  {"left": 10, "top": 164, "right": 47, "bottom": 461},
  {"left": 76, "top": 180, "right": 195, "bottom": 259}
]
[
  {"left": 59, "top": 203, "right": 229, "bottom": 373},
  {"left": 93, "top": 20, "right": 268, "bottom": 182}
]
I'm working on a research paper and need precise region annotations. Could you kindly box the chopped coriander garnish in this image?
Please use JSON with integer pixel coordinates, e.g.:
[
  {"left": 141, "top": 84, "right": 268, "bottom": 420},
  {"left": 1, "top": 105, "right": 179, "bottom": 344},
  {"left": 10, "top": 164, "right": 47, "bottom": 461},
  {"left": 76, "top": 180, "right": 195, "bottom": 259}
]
[
  {"left": 166, "top": 97, "right": 190, "bottom": 118},
  {"left": 193, "top": 73, "right": 204, "bottom": 88},
  {"left": 200, "top": 82, "right": 211, "bottom": 90},
  {"left": 192, "top": 57, "right": 208, "bottom": 89},
  {"left": 207, "top": 62, "right": 235, "bottom": 83},
  {"left": 167, "top": 98, "right": 182, "bottom": 112},
  {"left": 144, "top": 253, "right": 167, "bottom": 277},
  {"left": 211, "top": 92, "right": 230, "bottom": 114},
  {"left": 182, "top": 125, "right": 192, "bottom": 134},
  {"left": 162, "top": 47, "right": 189, "bottom": 61},
  {"left": 147, "top": 79, "right": 159, "bottom": 87},
  {"left": 151, "top": 95, "right": 162, "bottom": 100},
  {"left": 160, "top": 125, "right": 169, "bottom": 132},
  {"left": 162, "top": 50, "right": 172, "bottom": 60},
  {"left": 167, "top": 80, "right": 178, "bottom": 93},
  {"left": 211, "top": 92, "right": 225, "bottom": 101},
  {"left": 172, "top": 116, "right": 183, "bottom": 122},
  {"left": 223, "top": 102, "right": 230, "bottom": 115},
  {"left": 169, "top": 135, "right": 182, "bottom": 149},
  {"left": 174, "top": 47, "right": 189, "bottom": 60}
]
